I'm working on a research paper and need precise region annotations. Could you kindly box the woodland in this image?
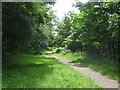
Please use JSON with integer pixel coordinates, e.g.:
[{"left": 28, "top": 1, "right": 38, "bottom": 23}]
[{"left": 2, "top": 2, "right": 119, "bottom": 88}]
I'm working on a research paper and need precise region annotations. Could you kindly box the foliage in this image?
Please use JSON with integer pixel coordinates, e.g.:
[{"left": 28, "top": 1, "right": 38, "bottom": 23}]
[
  {"left": 2, "top": 2, "right": 119, "bottom": 88},
  {"left": 54, "top": 2, "right": 119, "bottom": 61},
  {"left": 2, "top": 2, "right": 54, "bottom": 55}
]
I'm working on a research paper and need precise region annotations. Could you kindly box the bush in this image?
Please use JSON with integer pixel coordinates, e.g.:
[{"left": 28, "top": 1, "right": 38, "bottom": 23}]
[{"left": 55, "top": 47, "right": 64, "bottom": 53}]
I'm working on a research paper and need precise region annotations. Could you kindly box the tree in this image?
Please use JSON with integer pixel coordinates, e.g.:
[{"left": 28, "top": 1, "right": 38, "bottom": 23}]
[
  {"left": 2, "top": 2, "right": 55, "bottom": 55},
  {"left": 54, "top": 2, "right": 119, "bottom": 61}
]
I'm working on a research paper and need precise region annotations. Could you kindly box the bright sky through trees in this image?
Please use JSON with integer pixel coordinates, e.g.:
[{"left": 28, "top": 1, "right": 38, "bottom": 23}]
[{"left": 52, "top": 0, "right": 89, "bottom": 20}]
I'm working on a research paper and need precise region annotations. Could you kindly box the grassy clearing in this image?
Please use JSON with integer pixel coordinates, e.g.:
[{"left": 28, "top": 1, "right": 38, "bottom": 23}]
[
  {"left": 3, "top": 53, "right": 102, "bottom": 88},
  {"left": 55, "top": 52, "right": 119, "bottom": 81}
]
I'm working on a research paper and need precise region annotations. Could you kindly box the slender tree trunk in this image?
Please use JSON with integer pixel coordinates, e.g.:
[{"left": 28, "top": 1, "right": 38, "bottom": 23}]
[
  {"left": 117, "top": 27, "right": 120, "bottom": 62},
  {"left": 113, "top": 38, "right": 115, "bottom": 60}
]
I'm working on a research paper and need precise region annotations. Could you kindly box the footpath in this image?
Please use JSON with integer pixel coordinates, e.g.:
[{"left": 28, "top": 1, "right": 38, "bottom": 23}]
[{"left": 48, "top": 52, "right": 119, "bottom": 89}]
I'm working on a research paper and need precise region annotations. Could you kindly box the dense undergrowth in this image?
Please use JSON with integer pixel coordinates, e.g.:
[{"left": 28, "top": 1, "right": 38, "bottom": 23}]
[
  {"left": 53, "top": 48, "right": 119, "bottom": 81},
  {"left": 2, "top": 52, "right": 102, "bottom": 88}
]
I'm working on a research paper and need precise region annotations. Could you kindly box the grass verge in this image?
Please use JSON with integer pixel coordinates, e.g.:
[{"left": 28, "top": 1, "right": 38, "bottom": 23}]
[
  {"left": 3, "top": 53, "right": 102, "bottom": 88},
  {"left": 54, "top": 52, "right": 119, "bottom": 81}
]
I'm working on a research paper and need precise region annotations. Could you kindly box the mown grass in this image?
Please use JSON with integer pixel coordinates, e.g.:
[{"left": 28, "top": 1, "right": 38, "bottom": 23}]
[
  {"left": 55, "top": 52, "right": 119, "bottom": 81},
  {"left": 3, "top": 53, "right": 102, "bottom": 88}
]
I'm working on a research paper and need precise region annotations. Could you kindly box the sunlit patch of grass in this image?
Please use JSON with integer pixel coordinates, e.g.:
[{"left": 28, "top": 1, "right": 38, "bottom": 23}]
[
  {"left": 3, "top": 53, "right": 102, "bottom": 88},
  {"left": 55, "top": 53, "right": 119, "bottom": 81}
]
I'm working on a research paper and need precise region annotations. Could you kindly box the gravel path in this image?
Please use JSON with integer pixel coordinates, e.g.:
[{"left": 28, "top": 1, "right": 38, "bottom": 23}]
[{"left": 48, "top": 52, "right": 119, "bottom": 89}]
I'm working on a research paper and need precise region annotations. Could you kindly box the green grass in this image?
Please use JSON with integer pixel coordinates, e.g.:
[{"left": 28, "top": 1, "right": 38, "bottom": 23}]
[
  {"left": 55, "top": 52, "right": 119, "bottom": 81},
  {"left": 3, "top": 53, "right": 102, "bottom": 88}
]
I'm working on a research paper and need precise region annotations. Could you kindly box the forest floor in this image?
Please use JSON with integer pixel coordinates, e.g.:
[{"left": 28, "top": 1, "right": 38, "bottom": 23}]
[{"left": 48, "top": 52, "right": 119, "bottom": 88}]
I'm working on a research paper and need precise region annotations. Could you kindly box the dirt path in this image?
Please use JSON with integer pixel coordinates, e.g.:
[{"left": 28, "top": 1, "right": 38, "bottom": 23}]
[{"left": 48, "top": 52, "right": 119, "bottom": 88}]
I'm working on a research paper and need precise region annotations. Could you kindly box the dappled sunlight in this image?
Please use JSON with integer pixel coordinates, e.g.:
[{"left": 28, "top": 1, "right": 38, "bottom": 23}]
[
  {"left": 33, "top": 62, "right": 43, "bottom": 64},
  {"left": 2, "top": 1, "right": 119, "bottom": 88},
  {"left": 3, "top": 53, "right": 102, "bottom": 88},
  {"left": 3, "top": 54, "right": 61, "bottom": 66},
  {"left": 88, "top": 64, "right": 93, "bottom": 68},
  {"left": 55, "top": 52, "right": 119, "bottom": 81}
]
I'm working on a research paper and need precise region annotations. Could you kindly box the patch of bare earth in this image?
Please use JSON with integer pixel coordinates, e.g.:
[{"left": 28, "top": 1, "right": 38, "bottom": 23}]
[{"left": 48, "top": 52, "right": 119, "bottom": 89}]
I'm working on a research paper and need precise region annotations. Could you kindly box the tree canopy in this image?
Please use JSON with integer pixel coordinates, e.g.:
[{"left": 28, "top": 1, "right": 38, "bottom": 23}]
[
  {"left": 54, "top": 2, "right": 119, "bottom": 61},
  {"left": 2, "top": 2, "right": 55, "bottom": 55},
  {"left": 2, "top": 2, "right": 119, "bottom": 62}
]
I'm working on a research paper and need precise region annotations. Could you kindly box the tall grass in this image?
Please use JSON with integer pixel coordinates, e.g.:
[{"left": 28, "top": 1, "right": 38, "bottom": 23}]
[
  {"left": 55, "top": 51, "right": 119, "bottom": 81},
  {"left": 3, "top": 53, "right": 102, "bottom": 88}
]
